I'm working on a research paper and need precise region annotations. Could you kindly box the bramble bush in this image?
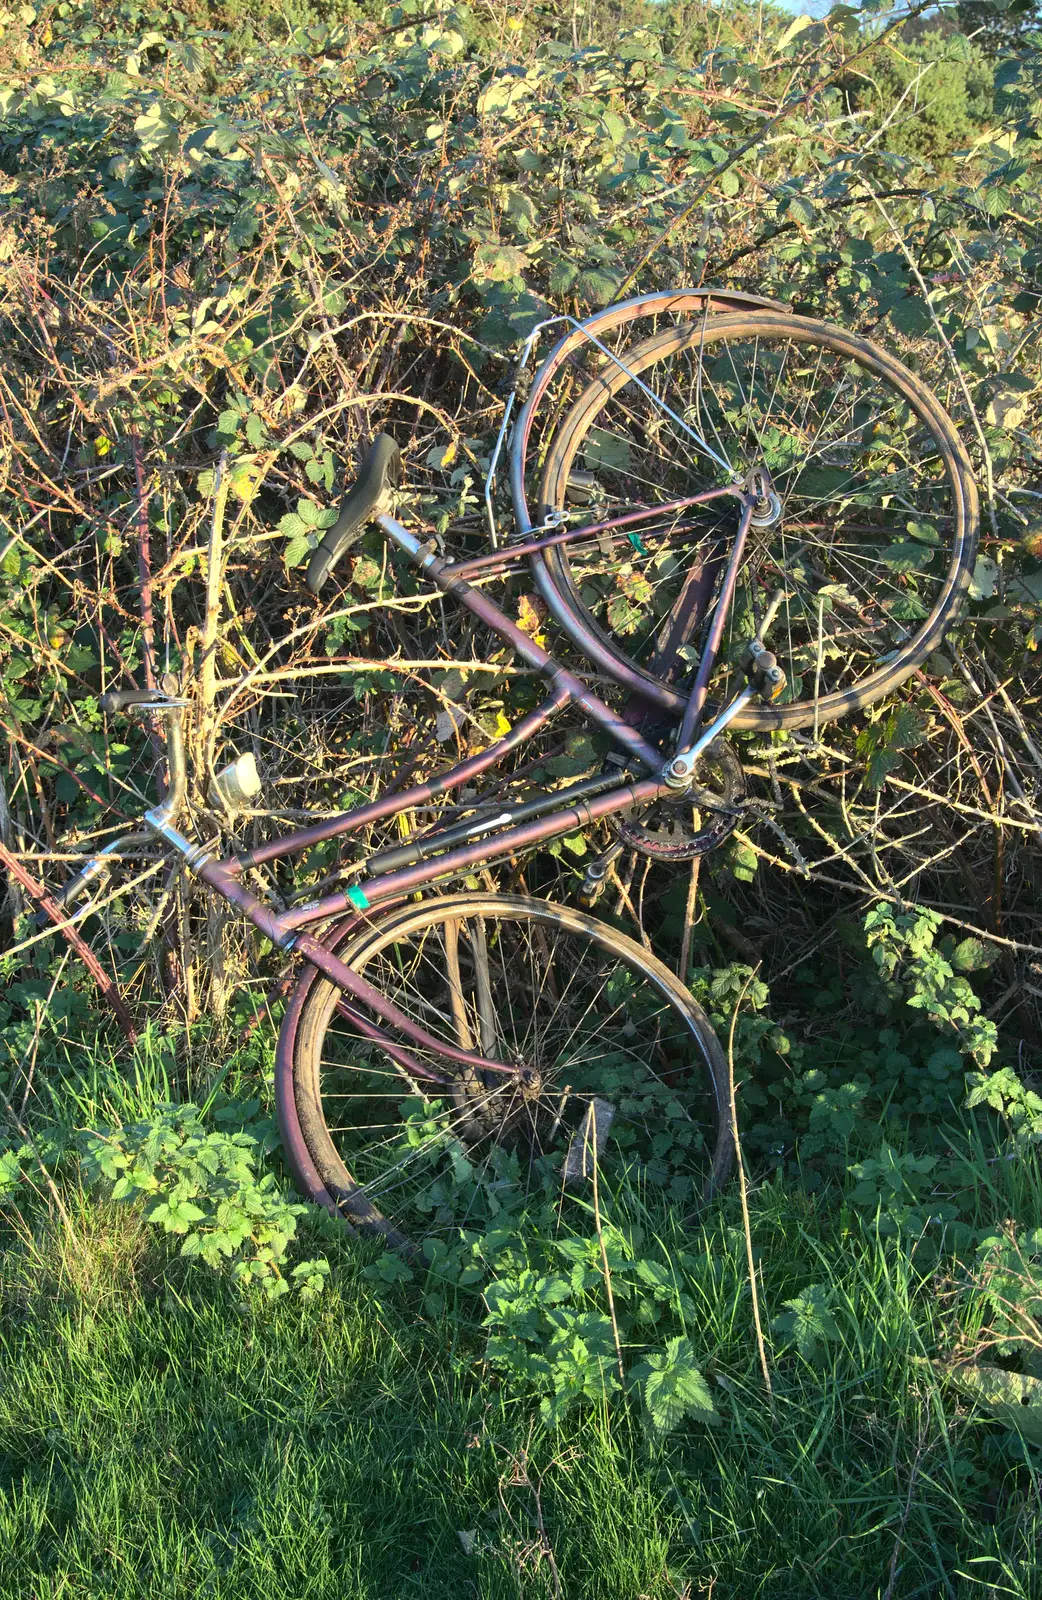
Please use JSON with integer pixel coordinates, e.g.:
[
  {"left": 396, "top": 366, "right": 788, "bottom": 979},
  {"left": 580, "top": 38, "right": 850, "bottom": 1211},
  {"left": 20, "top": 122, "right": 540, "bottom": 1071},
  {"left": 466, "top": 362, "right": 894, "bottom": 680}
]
[{"left": 0, "top": 0, "right": 1041, "bottom": 1463}]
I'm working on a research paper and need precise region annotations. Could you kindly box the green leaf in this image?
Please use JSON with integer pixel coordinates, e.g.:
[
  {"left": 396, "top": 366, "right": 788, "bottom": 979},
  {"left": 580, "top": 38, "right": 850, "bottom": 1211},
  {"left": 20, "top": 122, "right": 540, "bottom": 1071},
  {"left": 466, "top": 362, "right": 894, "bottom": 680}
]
[
  {"left": 887, "top": 296, "right": 933, "bottom": 336},
  {"left": 787, "top": 195, "right": 816, "bottom": 227},
  {"left": 228, "top": 209, "right": 258, "bottom": 249},
  {"left": 472, "top": 243, "right": 530, "bottom": 285},
  {"left": 778, "top": 12, "right": 815, "bottom": 48},
  {"left": 952, "top": 937, "right": 999, "bottom": 972},
  {"left": 296, "top": 498, "right": 326, "bottom": 529},
  {"left": 476, "top": 74, "right": 533, "bottom": 119},
  {"left": 576, "top": 267, "right": 621, "bottom": 306},
  {"left": 638, "top": 1336, "right": 719, "bottom": 1433},
  {"left": 279, "top": 512, "right": 308, "bottom": 540},
  {"left": 582, "top": 428, "right": 631, "bottom": 472},
  {"left": 969, "top": 557, "right": 999, "bottom": 600},
  {"left": 772, "top": 1282, "right": 839, "bottom": 1360},
  {"left": 549, "top": 258, "right": 580, "bottom": 296},
  {"left": 363, "top": 1251, "right": 413, "bottom": 1284},
  {"left": 601, "top": 109, "right": 627, "bottom": 145},
  {"left": 292, "top": 1258, "right": 331, "bottom": 1299},
  {"left": 245, "top": 413, "right": 267, "bottom": 450},
  {"left": 880, "top": 541, "right": 934, "bottom": 574},
  {"left": 134, "top": 99, "right": 180, "bottom": 155},
  {"left": 888, "top": 703, "right": 927, "bottom": 750},
  {"left": 793, "top": 465, "right": 853, "bottom": 501},
  {"left": 0, "top": 1147, "right": 23, "bottom": 1198},
  {"left": 500, "top": 188, "right": 538, "bottom": 237}
]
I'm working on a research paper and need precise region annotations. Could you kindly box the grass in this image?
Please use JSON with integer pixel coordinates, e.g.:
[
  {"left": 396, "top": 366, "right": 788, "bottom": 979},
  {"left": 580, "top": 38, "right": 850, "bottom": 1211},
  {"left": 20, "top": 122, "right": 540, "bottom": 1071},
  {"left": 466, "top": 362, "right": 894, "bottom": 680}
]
[{"left": 2, "top": 1031, "right": 1041, "bottom": 1599}]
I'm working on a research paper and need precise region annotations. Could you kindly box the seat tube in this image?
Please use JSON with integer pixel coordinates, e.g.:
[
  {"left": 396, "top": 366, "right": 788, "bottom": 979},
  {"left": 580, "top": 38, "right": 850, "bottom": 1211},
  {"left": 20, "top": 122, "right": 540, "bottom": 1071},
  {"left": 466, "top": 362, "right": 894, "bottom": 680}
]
[{"left": 675, "top": 494, "right": 755, "bottom": 754}]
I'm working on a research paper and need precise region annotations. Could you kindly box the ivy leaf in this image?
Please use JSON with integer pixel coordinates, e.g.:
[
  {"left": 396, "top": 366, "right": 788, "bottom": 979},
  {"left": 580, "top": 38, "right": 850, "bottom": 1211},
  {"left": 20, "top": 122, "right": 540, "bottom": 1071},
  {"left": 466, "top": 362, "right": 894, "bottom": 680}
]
[{"left": 638, "top": 1337, "right": 719, "bottom": 1433}]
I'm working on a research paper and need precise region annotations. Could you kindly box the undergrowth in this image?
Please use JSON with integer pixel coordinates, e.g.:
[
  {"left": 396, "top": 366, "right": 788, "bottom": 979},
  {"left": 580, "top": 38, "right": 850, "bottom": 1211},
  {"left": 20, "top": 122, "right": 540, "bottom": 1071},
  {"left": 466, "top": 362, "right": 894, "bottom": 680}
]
[{"left": 2, "top": 0, "right": 1042, "bottom": 1591}]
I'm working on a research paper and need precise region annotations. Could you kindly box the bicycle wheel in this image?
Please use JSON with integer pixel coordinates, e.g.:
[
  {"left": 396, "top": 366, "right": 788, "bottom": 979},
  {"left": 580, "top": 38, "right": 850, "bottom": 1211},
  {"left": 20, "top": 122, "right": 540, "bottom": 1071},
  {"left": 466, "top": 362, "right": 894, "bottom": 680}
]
[
  {"left": 534, "top": 311, "right": 978, "bottom": 732},
  {"left": 281, "top": 894, "right": 731, "bottom": 1248}
]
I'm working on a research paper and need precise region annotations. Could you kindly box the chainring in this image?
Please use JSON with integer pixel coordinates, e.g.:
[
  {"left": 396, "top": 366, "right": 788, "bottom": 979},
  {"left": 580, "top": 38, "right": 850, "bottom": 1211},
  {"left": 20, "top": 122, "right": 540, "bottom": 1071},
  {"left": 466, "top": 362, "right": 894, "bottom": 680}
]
[{"left": 615, "top": 737, "right": 746, "bottom": 861}]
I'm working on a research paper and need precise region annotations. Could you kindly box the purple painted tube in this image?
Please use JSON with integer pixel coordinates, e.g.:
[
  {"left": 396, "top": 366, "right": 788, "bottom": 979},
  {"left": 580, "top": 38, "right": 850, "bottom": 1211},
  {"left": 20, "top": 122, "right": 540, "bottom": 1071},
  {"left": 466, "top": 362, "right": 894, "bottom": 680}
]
[
  {"left": 226, "top": 685, "right": 570, "bottom": 874},
  {"left": 280, "top": 773, "right": 667, "bottom": 929}
]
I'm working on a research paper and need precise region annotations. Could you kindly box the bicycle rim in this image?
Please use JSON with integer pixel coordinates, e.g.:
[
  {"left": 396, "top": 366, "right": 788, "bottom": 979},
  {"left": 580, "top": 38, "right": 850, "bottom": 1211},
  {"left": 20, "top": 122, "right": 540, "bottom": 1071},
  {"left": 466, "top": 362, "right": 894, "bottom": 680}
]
[
  {"left": 535, "top": 312, "right": 978, "bottom": 732},
  {"left": 286, "top": 894, "right": 732, "bottom": 1246}
]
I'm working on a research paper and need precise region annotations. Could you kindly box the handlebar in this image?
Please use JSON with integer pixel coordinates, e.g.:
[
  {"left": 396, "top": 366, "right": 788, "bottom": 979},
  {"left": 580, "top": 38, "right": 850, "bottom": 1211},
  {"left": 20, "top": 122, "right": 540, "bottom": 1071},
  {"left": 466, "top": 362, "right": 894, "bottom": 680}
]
[{"left": 306, "top": 433, "right": 402, "bottom": 596}]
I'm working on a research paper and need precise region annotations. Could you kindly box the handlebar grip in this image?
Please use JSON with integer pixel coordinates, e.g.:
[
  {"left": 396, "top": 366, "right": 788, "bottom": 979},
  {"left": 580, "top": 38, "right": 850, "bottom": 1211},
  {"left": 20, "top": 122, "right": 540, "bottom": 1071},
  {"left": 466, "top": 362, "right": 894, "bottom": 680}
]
[
  {"left": 98, "top": 688, "right": 166, "bottom": 714},
  {"left": 306, "top": 433, "right": 402, "bottom": 597}
]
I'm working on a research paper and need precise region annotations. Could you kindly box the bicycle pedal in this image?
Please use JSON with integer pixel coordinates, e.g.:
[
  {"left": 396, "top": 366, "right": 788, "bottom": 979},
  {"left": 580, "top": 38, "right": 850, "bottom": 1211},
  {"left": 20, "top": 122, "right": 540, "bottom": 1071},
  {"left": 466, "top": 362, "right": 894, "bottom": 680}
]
[{"left": 578, "top": 839, "right": 623, "bottom": 906}]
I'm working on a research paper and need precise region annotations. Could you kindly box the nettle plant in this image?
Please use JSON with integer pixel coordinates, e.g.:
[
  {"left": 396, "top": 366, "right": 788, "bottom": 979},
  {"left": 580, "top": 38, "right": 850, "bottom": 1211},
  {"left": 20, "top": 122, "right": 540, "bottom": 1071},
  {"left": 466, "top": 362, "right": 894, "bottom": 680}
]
[
  {"left": 480, "top": 1226, "right": 721, "bottom": 1431},
  {"left": 80, "top": 1104, "right": 330, "bottom": 1300},
  {"left": 365, "top": 1217, "right": 730, "bottom": 1434}
]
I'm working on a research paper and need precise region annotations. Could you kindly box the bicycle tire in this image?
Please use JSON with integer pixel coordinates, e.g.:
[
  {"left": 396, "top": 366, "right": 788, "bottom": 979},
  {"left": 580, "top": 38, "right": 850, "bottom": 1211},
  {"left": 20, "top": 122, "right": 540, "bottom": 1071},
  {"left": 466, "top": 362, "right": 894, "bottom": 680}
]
[
  {"left": 531, "top": 311, "right": 978, "bottom": 732},
  {"left": 277, "top": 893, "right": 732, "bottom": 1248}
]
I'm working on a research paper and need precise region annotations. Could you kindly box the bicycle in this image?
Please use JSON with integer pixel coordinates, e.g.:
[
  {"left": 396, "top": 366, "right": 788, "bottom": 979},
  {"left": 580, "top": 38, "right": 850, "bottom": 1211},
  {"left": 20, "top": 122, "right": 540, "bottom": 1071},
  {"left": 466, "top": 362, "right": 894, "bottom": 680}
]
[{"left": 36, "top": 287, "right": 978, "bottom": 1249}]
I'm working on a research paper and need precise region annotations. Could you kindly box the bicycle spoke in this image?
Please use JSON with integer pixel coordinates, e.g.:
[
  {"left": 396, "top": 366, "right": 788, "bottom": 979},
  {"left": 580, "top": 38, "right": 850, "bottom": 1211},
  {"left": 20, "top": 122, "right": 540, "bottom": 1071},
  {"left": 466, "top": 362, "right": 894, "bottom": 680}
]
[{"left": 292, "top": 900, "right": 725, "bottom": 1240}]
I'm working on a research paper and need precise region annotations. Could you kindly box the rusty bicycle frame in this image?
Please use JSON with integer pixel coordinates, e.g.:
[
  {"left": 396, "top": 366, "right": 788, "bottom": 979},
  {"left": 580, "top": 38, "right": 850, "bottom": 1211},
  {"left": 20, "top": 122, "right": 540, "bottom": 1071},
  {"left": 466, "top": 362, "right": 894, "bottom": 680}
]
[{"left": 47, "top": 289, "right": 787, "bottom": 1098}]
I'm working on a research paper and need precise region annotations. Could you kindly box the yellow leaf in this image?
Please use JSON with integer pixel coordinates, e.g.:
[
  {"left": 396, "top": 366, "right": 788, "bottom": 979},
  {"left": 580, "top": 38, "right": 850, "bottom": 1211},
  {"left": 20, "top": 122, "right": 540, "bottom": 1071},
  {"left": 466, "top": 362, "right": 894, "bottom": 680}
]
[
  {"left": 935, "top": 1361, "right": 1042, "bottom": 1445},
  {"left": 517, "top": 593, "right": 547, "bottom": 642},
  {"left": 778, "top": 13, "right": 814, "bottom": 48},
  {"left": 229, "top": 455, "right": 263, "bottom": 504}
]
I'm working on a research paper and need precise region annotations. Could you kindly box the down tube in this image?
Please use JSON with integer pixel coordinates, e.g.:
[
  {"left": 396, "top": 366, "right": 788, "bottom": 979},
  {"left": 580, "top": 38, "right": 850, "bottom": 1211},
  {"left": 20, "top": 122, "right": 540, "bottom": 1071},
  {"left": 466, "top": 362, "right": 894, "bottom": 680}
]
[{"left": 192, "top": 853, "right": 525, "bottom": 1080}]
